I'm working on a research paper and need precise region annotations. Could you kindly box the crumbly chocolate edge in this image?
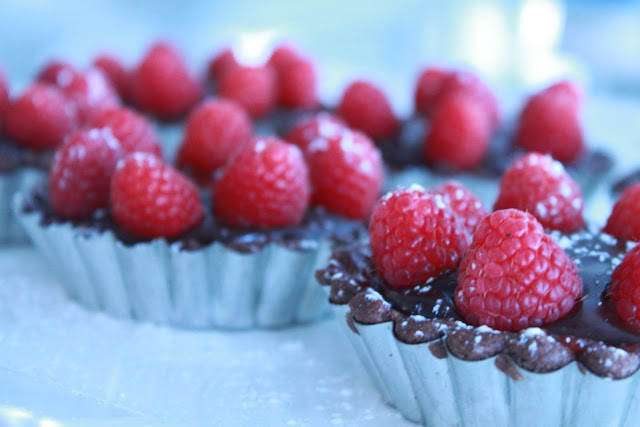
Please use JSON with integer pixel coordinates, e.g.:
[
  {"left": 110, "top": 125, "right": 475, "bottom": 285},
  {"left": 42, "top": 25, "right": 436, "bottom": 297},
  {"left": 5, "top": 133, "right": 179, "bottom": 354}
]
[{"left": 315, "top": 246, "right": 640, "bottom": 380}]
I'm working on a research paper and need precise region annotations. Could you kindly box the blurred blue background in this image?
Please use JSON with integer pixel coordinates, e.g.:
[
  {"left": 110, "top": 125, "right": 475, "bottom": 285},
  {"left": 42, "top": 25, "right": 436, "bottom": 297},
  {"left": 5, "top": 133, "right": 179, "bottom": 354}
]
[{"left": 0, "top": 0, "right": 639, "bottom": 111}]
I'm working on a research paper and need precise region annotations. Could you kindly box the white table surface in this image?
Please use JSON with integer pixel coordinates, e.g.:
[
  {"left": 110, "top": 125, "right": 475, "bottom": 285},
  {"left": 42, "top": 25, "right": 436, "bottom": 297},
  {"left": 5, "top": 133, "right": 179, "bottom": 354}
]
[{"left": 1, "top": 95, "right": 639, "bottom": 426}]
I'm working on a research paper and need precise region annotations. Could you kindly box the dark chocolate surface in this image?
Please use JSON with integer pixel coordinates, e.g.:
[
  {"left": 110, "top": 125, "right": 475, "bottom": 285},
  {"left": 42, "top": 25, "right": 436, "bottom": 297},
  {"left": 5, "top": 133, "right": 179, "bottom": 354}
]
[
  {"left": 0, "top": 139, "right": 53, "bottom": 173},
  {"left": 316, "top": 231, "right": 640, "bottom": 377},
  {"left": 23, "top": 185, "right": 365, "bottom": 253}
]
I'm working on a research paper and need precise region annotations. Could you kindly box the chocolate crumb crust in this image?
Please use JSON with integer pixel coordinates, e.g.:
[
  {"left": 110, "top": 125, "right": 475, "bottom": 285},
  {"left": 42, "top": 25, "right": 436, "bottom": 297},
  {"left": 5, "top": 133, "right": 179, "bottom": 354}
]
[
  {"left": 316, "top": 232, "right": 640, "bottom": 379},
  {"left": 22, "top": 185, "right": 365, "bottom": 253}
]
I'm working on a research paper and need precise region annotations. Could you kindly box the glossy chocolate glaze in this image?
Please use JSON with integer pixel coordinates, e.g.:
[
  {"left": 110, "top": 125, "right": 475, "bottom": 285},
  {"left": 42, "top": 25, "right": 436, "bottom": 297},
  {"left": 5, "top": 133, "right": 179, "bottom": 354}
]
[
  {"left": 22, "top": 185, "right": 365, "bottom": 253},
  {"left": 326, "top": 230, "right": 638, "bottom": 345}
]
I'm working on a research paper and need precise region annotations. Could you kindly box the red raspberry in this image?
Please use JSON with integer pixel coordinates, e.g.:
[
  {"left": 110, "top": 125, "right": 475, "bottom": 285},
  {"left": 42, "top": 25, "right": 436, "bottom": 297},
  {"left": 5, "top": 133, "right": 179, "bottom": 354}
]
[
  {"left": 37, "top": 60, "right": 78, "bottom": 88},
  {"left": 432, "top": 182, "right": 487, "bottom": 233},
  {"left": 338, "top": 80, "right": 398, "bottom": 140},
  {"left": 63, "top": 68, "right": 120, "bottom": 124},
  {"left": 515, "top": 81, "right": 584, "bottom": 163},
  {"left": 603, "top": 183, "right": 640, "bottom": 241},
  {"left": 268, "top": 44, "right": 300, "bottom": 71},
  {"left": 5, "top": 83, "right": 78, "bottom": 150},
  {"left": 436, "top": 70, "right": 500, "bottom": 128},
  {"left": 92, "top": 107, "right": 162, "bottom": 157},
  {"left": 284, "top": 113, "right": 346, "bottom": 151},
  {"left": 305, "top": 129, "right": 383, "bottom": 220},
  {"left": 111, "top": 153, "right": 204, "bottom": 239},
  {"left": 0, "top": 66, "right": 8, "bottom": 132},
  {"left": 49, "top": 128, "right": 123, "bottom": 219},
  {"left": 454, "top": 209, "right": 582, "bottom": 331},
  {"left": 414, "top": 67, "right": 449, "bottom": 116},
  {"left": 218, "top": 64, "right": 277, "bottom": 118},
  {"left": 277, "top": 58, "right": 317, "bottom": 109},
  {"left": 129, "top": 42, "right": 203, "bottom": 120},
  {"left": 213, "top": 137, "right": 310, "bottom": 227},
  {"left": 369, "top": 187, "right": 471, "bottom": 288},
  {"left": 208, "top": 48, "right": 238, "bottom": 80},
  {"left": 177, "top": 99, "right": 252, "bottom": 184},
  {"left": 93, "top": 54, "right": 129, "bottom": 99},
  {"left": 494, "top": 152, "right": 585, "bottom": 232},
  {"left": 608, "top": 245, "right": 640, "bottom": 329},
  {"left": 424, "top": 96, "right": 491, "bottom": 170}
]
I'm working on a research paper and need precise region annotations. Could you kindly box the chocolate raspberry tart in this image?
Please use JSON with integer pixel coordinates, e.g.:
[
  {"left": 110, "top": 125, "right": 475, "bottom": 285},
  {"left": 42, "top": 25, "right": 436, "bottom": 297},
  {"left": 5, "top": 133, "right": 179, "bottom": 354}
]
[{"left": 316, "top": 166, "right": 640, "bottom": 426}]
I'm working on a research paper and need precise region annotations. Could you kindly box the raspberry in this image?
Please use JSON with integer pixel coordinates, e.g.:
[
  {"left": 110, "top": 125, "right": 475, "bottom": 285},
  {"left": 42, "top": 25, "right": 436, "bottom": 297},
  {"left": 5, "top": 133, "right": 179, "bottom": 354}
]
[
  {"left": 268, "top": 44, "right": 300, "bottom": 71},
  {"left": 93, "top": 54, "right": 129, "bottom": 99},
  {"left": 218, "top": 65, "right": 277, "bottom": 118},
  {"left": 5, "top": 83, "right": 78, "bottom": 150},
  {"left": 436, "top": 70, "right": 500, "bottom": 128},
  {"left": 414, "top": 67, "right": 449, "bottom": 116},
  {"left": 0, "top": 66, "right": 8, "bottom": 132},
  {"left": 369, "top": 187, "right": 471, "bottom": 288},
  {"left": 92, "top": 107, "right": 162, "bottom": 157},
  {"left": 37, "top": 60, "right": 78, "bottom": 88},
  {"left": 514, "top": 81, "right": 584, "bottom": 163},
  {"left": 63, "top": 68, "right": 120, "bottom": 124},
  {"left": 603, "top": 183, "right": 640, "bottom": 241},
  {"left": 208, "top": 48, "right": 238, "bottom": 80},
  {"left": 129, "top": 42, "right": 203, "bottom": 120},
  {"left": 454, "top": 209, "right": 582, "bottom": 331},
  {"left": 277, "top": 58, "right": 317, "bottom": 109},
  {"left": 433, "top": 182, "right": 487, "bottom": 233},
  {"left": 305, "top": 129, "right": 383, "bottom": 219},
  {"left": 284, "top": 113, "right": 346, "bottom": 151},
  {"left": 338, "top": 80, "right": 398, "bottom": 140},
  {"left": 424, "top": 95, "right": 491, "bottom": 170},
  {"left": 177, "top": 99, "right": 252, "bottom": 184},
  {"left": 493, "top": 152, "right": 585, "bottom": 232},
  {"left": 49, "top": 128, "right": 123, "bottom": 219},
  {"left": 608, "top": 245, "right": 640, "bottom": 329},
  {"left": 213, "top": 137, "right": 310, "bottom": 227},
  {"left": 110, "top": 153, "right": 204, "bottom": 239}
]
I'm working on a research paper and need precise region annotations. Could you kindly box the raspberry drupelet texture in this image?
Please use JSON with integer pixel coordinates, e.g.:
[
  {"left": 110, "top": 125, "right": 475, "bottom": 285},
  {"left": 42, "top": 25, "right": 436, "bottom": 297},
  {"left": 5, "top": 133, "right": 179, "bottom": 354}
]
[
  {"left": 609, "top": 245, "right": 640, "bottom": 329},
  {"left": 369, "top": 187, "right": 471, "bottom": 288},
  {"left": 62, "top": 68, "right": 121, "bottom": 125},
  {"left": 493, "top": 152, "right": 585, "bottom": 232},
  {"left": 515, "top": 81, "right": 584, "bottom": 163},
  {"left": 284, "top": 113, "right": 346, "bottom": 151},
  {"left": 454, "top": 209, "right": 583, "bottom": 331},
  {"left": 414, "top": 67, "right": 449, "bottom": 116},
  {"left": 304, "top": 129, "right": 383, "bottom": 220},
  {"left": 5, "top": 83, "right": 78, "bottom": 149},
  {"left": 213, "top": 137, "right": 310, "bottom": 228},
  {"left": 110, "top": 153, "right": 204, "bottom": 239},
  {"left": 92, "top": 107, "right": 162, "bottom": 157},
  {"left": 129, "top": 42, "right": 202, "bottom": 120},
  {"left": 37, "top": 60, "right": 78, "bottom": 88},
  {"left": 424, "top": 95, "right": 491, "bottom": 171},
  {"left": 0, "top": 66, "right": 8, "bottom": 132},
  {"left": 218, "top": 64, "right": 277, "bottom": 118},
  {"left": 93, "top": 54, "right": 129, "bottom": 99},
  {"left": 338, "top": 80, "right": 398, "bottom": 140},
  {"left": 177, "top": 99, "right": 252, "bottom": 184},
  {"left": 208, "top": 48, "right": 238, "bottom": 80},
  {"left": 604, "top": 183, "right": 640, "bottom": 242},
  {"left": 49, "top": 128, "right": 123, "bottom": 220},
  {"left": 435, "top": 70, "right": 500, "bottom": 128},
  {"left": 277, "top": 58, "right": 317, "bottom": 109},
  {"left": 433, "top": 181, "right": 487, "bottom": 233}
]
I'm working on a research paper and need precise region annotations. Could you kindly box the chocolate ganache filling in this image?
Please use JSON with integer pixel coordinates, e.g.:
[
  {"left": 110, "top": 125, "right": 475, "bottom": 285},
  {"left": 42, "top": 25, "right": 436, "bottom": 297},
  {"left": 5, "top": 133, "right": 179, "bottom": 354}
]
[
  {"left": 0, "top": 139, "right": 53, "bottom": 173},
  {"left": 319, "top": 229, "right": 639, "bottom": 344},
  {"left": 22, "top": 185, "right": 365, "bottom": 253}
]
